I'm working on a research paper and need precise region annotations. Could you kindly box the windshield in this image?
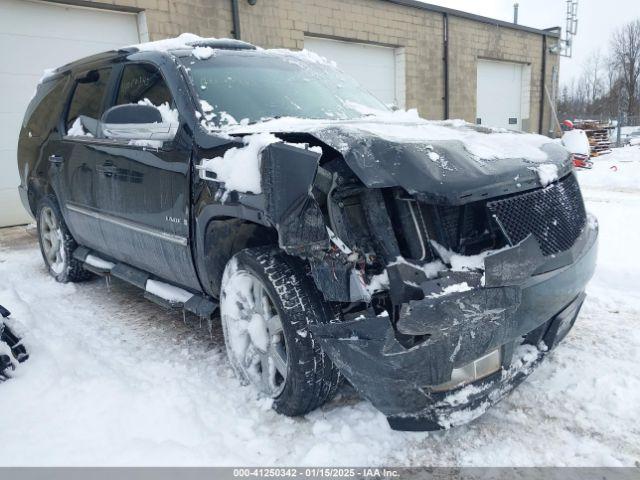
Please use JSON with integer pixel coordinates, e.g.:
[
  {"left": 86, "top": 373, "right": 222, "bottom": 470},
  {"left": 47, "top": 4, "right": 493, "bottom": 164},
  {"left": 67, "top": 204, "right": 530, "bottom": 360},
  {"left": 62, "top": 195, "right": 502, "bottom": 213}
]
[{"left": 180, "top": 50, "right": 390, "bottom": 125}]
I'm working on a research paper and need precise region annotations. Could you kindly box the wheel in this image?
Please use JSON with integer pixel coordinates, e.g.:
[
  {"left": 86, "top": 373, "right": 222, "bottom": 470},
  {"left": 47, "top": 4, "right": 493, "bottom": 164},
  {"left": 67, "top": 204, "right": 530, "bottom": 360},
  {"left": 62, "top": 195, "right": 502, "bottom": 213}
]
[
  {"left": 36, "top": 195, "right": 92, "bottom": 283},
  {"left": 220, "top": 247, "right": 341, "bottom": 416}
]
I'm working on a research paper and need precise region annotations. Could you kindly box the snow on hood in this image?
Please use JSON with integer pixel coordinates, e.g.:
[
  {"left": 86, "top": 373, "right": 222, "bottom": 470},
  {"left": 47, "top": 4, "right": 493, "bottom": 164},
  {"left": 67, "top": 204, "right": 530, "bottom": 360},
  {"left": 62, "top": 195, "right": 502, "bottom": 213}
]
[
  {"left": 223, "top": 109, "right": 557, "bottom": 163},
  {"left": 215, "top": 109, "right": 571, "bottom": 204}
]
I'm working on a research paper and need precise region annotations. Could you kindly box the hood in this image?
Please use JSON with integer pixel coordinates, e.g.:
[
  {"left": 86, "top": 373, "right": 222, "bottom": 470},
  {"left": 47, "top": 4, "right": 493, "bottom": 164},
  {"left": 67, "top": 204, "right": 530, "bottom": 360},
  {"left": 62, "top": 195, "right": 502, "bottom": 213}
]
[{"left": 222, "top": 116, "right": 573, "bottom": 205}]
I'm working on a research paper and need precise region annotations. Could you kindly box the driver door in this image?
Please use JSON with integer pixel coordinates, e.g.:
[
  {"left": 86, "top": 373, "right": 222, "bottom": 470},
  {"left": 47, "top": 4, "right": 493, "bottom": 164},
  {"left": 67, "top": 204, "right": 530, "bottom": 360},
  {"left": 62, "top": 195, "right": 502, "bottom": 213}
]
[{"left": 94, "top": 62, "right": 201, "bottom": 291}]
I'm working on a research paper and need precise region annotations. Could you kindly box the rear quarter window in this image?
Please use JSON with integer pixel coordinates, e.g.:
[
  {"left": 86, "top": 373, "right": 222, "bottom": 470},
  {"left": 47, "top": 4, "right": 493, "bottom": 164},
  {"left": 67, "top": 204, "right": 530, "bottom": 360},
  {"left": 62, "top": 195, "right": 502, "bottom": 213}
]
[{"left": 22, "top": 77, "right": 68, "bottom": 137}]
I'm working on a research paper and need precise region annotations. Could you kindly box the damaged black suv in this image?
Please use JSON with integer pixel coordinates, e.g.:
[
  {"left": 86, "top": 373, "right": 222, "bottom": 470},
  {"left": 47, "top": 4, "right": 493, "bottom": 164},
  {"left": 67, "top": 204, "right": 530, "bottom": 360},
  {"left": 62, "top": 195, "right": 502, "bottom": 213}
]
[{"left": 18, "top": 35, "right": 598, "bottom": 431}]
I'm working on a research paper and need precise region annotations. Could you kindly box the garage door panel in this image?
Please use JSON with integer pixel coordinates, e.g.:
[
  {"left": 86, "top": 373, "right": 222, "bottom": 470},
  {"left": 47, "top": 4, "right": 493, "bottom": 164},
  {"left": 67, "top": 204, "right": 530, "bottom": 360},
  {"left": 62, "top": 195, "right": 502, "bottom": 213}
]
[
  {"left": 0, "top": 114, "right": 23, "bottom": 148},
  {"left": 0, "top": 188, "right": 30, "bottom": 227},
  {"left": 0, "top": 74, "right": 41, "bottom": 114},
  {"left": 0, "top": 34, "right": 130, "bottom": 77},
  {"left": 477, "top": 60, "right": 525, "bottom": 131},
  {"left": 0, "top": 0, "right": 141, "bottom": 226},
  {"left": 0, "top": 148, "right": 20, "bottom": 190},
  {"left": 0, "top": 1, "right": 139, "bottom": 42},
  {"left": 304, "top": 36, "right": 398, "bottom": 107}
]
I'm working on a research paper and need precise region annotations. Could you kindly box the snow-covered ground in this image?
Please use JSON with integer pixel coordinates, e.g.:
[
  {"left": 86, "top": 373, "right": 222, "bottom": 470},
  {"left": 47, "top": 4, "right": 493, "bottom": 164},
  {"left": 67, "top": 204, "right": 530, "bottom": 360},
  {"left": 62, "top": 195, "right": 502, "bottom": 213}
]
[{"left": 0, "top": 147, "right": 639, "bottom": 467}]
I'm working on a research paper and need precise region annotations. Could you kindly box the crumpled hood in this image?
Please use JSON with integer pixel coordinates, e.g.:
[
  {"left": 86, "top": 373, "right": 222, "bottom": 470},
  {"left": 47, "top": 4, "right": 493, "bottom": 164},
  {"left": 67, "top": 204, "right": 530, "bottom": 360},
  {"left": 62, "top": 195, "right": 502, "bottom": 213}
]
[{"left": 224, "top": 116, "right": 573, "bottom": 205}]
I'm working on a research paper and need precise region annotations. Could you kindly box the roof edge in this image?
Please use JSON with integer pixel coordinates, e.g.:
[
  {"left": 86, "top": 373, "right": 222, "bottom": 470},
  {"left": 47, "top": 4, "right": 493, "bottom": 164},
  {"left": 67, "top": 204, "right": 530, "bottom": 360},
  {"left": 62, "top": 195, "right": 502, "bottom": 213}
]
[{"left": 384, "top": 0, "right": 561, "bottom": 37}]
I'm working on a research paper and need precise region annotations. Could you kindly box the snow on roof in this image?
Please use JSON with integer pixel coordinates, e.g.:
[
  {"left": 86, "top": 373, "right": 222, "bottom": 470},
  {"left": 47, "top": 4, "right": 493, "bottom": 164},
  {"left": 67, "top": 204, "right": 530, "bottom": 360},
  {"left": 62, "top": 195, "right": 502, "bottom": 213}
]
[
  {"left": 130, "top": 33, "right": 209, "bottom": 52},
  {"left": 128, "top": 33, "right": 255, "bottom": 53}
]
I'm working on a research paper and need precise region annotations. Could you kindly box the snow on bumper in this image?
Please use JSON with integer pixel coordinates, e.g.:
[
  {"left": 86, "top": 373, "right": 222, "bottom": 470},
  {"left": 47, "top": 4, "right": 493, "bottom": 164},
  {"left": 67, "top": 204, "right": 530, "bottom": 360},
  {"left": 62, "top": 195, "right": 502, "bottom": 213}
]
[{"left": 310, "top": 220, "right": 598, "bottom": 431}]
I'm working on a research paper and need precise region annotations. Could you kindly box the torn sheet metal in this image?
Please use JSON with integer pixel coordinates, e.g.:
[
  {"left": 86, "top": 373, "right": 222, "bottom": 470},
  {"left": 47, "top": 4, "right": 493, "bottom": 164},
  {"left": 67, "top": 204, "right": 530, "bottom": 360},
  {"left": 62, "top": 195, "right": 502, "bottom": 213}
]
[{"left": 259, "top": 142, "right": 329, "bottom": 255}]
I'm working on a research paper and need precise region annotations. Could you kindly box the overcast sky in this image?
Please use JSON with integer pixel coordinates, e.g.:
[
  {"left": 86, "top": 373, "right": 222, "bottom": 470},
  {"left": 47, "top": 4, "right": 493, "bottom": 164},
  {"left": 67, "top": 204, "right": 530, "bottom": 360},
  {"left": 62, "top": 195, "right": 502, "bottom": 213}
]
[{"left": 421, "top": 0, "right": 639, "bottom": 84}]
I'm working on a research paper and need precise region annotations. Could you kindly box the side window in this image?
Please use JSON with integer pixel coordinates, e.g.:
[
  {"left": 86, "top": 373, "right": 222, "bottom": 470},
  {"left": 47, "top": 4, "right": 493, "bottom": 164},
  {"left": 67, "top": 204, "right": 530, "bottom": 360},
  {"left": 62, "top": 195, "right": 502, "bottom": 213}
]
[
  {"left": 24, "top": 77, "right": 68, "bottom": 137},
  {"left": 66, "top": 68, "right": 112, "bottom": 133},
  {"left": 116, "top": 63, "right": 173, "bottom": 107}
]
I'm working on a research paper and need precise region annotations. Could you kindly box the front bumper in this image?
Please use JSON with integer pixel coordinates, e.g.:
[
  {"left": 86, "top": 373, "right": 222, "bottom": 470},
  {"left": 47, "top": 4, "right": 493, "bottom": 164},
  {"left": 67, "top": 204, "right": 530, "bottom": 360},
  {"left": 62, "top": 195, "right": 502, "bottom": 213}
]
[{"left": 311, "top": 219, "right": 599, "bottom": 431}]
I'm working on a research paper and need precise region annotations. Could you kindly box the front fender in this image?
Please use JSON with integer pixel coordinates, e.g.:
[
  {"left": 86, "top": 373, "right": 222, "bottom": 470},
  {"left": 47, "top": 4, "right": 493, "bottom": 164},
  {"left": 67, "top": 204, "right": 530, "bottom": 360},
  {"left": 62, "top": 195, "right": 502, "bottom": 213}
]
[{"left": 260, "top": 142, "right": 329, "bottom": 255}]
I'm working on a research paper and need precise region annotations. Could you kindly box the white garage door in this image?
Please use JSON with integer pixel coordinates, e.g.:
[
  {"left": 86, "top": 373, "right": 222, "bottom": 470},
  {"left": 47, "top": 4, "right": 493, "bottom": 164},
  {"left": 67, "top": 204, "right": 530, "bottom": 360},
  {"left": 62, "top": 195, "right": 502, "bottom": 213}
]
[
  {"left": 304, "top": 36, "right": 402, "bottom": 108},
  {"left": 0, "top": 0, "right": 141, "bottom": 227},
  {"left": 477, "top": 59, "right": 528, "bottom": 131}
]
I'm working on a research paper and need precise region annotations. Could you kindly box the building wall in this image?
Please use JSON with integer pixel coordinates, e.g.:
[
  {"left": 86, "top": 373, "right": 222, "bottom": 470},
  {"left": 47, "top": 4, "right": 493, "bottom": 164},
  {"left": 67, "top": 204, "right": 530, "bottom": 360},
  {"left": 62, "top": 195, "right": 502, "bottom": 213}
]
[{"left": 81, "top": 0, "right": 559, "bottom": 134}]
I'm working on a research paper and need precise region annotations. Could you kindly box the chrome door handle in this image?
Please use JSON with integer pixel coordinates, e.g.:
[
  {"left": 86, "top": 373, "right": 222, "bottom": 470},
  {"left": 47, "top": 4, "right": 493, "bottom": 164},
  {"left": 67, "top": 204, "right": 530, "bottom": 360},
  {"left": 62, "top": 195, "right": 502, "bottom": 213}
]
[
  {"left": 98, "top": 164, "right": 118, "bottom": 177},
  {"left": 48, "top": 154, "right": 64, "bottom": 164}
]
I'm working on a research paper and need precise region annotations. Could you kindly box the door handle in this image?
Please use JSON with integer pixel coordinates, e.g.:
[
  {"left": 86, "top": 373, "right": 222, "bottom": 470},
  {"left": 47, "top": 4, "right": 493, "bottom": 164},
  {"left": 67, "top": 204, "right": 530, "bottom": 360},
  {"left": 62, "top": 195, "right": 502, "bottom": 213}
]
[
  {"left": 98, "top": 164, "right": 118, "bottom": 177},
  {"left": 48, "top": 154, "right": 64, "bottom": 164}
]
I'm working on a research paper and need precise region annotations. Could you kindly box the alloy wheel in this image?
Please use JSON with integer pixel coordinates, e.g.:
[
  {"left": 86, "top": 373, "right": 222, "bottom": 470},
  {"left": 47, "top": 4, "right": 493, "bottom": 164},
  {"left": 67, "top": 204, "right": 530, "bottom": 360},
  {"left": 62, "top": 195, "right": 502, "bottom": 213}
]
[
  {"left": 222, "top": 270, "right": 288, "bottom": 398},
  {"left": 39, "top": 206, "right": 65, "bottom": 275}
]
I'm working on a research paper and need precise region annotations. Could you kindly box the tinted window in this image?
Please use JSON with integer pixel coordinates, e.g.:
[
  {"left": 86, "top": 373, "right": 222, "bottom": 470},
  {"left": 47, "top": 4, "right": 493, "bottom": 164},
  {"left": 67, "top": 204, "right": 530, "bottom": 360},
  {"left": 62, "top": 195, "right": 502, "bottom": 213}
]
[
  {"left": 66, "top": 68, "right": 112, "bottom": 130},
  {"left": 23, "top": 77, "right": 68, "bottom": 136},
  {"left": 116, "top": 63, "right": 173, "bottom": 107}
]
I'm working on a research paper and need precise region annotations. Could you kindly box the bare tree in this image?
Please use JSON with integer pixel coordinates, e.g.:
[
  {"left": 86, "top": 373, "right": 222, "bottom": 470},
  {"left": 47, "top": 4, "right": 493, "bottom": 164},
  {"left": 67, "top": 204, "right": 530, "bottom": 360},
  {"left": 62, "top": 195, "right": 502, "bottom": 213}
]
[
  {"left": 582, "top": 50, "right": 603, "bottom": 104},
  {"left": 611, "top": 20, "right": 640, "bottom": 117}
]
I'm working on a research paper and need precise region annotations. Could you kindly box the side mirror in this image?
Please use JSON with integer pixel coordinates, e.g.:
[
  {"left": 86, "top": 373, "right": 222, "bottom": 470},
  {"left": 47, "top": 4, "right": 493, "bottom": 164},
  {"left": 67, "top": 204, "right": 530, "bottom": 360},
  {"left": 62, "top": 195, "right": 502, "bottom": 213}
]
[{"left": 101, "top": 104, "right": 178, "bottom": 142}]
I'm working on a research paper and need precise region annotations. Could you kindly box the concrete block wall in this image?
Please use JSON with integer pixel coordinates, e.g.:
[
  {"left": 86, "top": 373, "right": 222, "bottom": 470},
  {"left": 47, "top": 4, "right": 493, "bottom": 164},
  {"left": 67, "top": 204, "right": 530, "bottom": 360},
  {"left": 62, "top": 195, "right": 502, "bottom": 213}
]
[{"left": 89, "top": 0, "right": 559, "bottom": 133}]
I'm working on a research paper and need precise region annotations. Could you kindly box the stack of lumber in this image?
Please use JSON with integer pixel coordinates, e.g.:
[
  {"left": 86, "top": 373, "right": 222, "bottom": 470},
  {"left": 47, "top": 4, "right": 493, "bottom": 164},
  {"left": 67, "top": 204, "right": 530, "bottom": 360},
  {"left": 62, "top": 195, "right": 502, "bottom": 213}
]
[{"left": 573, "top": 120, "right": 613, "bottom": 157}]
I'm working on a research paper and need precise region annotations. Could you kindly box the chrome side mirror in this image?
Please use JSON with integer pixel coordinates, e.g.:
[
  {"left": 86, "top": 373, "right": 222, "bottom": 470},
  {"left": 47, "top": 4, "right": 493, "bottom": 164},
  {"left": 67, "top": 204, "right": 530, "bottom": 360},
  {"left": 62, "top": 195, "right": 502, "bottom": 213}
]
[{"left": 101, "top": 104, "right": 178, "bottom": 142}]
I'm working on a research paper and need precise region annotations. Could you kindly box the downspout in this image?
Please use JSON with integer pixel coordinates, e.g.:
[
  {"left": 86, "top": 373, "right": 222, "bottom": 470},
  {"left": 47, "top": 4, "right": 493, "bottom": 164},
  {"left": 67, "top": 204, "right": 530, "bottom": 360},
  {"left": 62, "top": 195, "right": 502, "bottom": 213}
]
[
  {"left": 443, "top": 12, "right": 450, "bottom": 120},
  {"left": 538, "top": 34, "right": 547, "bottom": 134},
  {"left": 231, "top": 0, "right": 241, "bottom": 40}
]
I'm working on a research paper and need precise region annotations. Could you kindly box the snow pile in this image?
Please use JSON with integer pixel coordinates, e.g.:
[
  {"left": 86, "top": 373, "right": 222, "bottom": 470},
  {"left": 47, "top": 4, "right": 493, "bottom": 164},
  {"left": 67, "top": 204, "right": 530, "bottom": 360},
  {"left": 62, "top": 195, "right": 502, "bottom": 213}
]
[
  {"left": 535, "top": 163, "right": 559, "bottom": 187},
  {"left": 365, "top": 271, "right": 389, "bottom": 294},
  {"left": 67, "top": 118, "right": 93, "bottom": 137},
  {"left": 428, "top": 282, "right": 473, "bottom": 299},
  {"left": 137, "top": 98, "right": 179, "bottom": 124},
  {"left": 199, "top": 100, "right": 216, "bottom": 122},
  {"left": 562, "top": 129, "right": 590, "bottom": 156},
  {"left": 439, "top": 282, "right": 472, "bottom": 295},
  {"left": 388, "top": 257, "right": 445, "bottom": 279},
  {"left": 431, "top": 241, "right": 501, "bottom": 272},
  {"left": 198, "top": 133, "right": 281, "bottom": 194},
  {"left": 577, "top": 145, "right": 640, "bottom": 192},
  {"left": 192, "top": 46, "right": 214, "bottom": 60},
  {"left": 145, "top": 279, "right": 193, "bottom": 304}
]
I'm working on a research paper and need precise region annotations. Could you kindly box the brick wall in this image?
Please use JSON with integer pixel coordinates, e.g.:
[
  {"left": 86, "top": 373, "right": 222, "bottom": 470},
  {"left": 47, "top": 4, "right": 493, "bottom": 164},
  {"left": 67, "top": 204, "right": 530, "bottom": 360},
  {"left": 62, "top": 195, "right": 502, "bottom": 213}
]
[{"left": 91, "top": 0, "right": 559, "bottom": 133}]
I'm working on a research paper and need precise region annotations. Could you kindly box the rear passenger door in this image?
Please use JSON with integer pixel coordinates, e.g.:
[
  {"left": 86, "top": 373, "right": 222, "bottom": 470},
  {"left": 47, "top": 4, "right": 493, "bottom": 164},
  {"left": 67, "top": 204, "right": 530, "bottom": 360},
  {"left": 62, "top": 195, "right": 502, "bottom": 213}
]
[
  {"left": 55, "top": 67, "right": 113, "bottom": 253},
  {"left": 94, "top": 62, "right": 201, "bottom": 291}
]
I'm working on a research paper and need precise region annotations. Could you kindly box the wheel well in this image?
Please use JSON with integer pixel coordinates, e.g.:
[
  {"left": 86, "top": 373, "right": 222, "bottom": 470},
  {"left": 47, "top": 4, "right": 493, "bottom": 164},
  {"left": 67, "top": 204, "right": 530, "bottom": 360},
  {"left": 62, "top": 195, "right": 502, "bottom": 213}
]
[
  {"left": 202, "top": 217, "right": 278, "bottom": 297},
  {"left": 27, "top": 179, "right": 56, "bottom": 214}
]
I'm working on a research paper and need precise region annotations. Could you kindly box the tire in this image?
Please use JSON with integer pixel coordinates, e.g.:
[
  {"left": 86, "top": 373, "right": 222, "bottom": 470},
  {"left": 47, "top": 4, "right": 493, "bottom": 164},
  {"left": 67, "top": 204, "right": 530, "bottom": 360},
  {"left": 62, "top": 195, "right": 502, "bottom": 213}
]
[
  {"left": 36, "top": 195, "right": 92, "bottom": 283},
  {"left": 220, "top": 247, "right": 341, "bottom": 416}
]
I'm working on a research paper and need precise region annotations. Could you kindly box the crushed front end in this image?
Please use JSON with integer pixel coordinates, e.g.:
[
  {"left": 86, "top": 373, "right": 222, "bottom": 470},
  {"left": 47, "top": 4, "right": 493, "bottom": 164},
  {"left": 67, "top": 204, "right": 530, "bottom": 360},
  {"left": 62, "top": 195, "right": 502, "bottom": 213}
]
[{"left": 303, "top": 155, "right": 598, "bottom": 430}]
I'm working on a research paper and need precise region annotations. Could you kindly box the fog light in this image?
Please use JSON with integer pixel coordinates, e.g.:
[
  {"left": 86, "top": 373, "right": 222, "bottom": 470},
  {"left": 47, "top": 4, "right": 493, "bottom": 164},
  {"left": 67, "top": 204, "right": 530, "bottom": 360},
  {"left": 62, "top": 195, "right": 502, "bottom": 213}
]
[{"left": 429, "top": 349, "right": 501, "bottom": 392}]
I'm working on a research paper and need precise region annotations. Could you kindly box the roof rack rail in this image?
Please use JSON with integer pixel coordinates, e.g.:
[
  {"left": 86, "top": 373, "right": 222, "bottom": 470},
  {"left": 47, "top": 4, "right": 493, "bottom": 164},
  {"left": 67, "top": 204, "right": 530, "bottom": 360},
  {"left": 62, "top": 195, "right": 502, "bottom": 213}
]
[
  {"left": 186, "top": 39, "right": 256, "bottom": 50},
  {"left": 117, "top": 47, "right": 139, "bottom": 54}
]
